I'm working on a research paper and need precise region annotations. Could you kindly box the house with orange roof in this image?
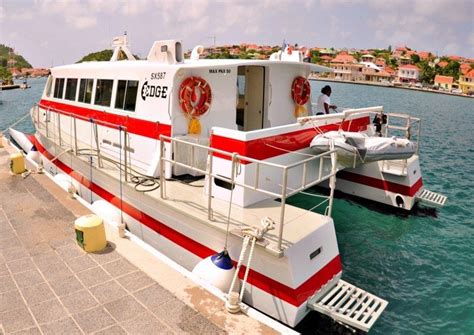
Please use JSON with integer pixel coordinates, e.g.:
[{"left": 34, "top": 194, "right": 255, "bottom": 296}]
[
  {"left": 459, "top": 69, "right": 474, "bottom": 94},
  {"left": 434, "top": 75, "right": 454, "bottom": 90},
  {"left": 460, "top": 63, "right": 473, "bottom": 75},
  {"left": 319, "top": 55, "right": 333, "bottom": 63},
  {"left": 448, "top": 55, "right": 463, "bottom": 62},
  {"left": 437, "top": 60, "right": 449, "bottom": 68},
  {"left": 361, "top": 67, "right": 391, "bottom": 83},
  {"left": 329, "top": 52, "right": 362, "bottom": 81},
  {"left": 384, "top": 66, "right": 396, "bottom": 76},
  {"left": 416, "top": 51, "right": 432, "bottom": 61},
  {"left": 375, "top": 58, "right": 386, "bottom": 68},
  {"left": 392, "top": 46, "right": 411, "bottom": 60},
  {"left": 246, "top": 44, "right": 259, "bottom": 51},
  {"left": 331, "top": 52, "right": 357, "bottom": 64},
  {"left": 397, "top": 64, "right": 420, "bottom": 83}
]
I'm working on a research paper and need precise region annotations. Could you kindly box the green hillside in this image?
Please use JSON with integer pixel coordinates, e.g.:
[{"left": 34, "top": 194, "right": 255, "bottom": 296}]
[
  {"left": 77, "top": 49, "right": 140, "bottom": 63},
  {"left": 77, "top": 49, "right": 114, "bottom": 63},
  {"left": 0, "top": 44, "right": 32, "bottom": 69}
]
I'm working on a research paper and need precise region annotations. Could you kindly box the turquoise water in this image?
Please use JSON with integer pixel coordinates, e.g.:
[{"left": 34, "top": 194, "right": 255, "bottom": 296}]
[{"left": 1, "top": 78, "right": 473, "bottom": 334}]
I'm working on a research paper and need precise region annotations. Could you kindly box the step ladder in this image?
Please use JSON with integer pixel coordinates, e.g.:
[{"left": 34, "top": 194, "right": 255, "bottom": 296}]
[
  {"left": 416, "top": 189, "right": 447, "bottom": 207},
  {"left": 307, "top": 279, "right": 388, "bottom": 333}
]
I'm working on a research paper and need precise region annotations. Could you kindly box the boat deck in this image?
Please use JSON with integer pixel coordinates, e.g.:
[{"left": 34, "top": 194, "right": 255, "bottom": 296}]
[
  {"left": 0, "top": 139, "right": 277, "bottom": 334},
  {"left": 36, "top": 122, "right": 333, "bottom": 256},
  {"left": 80, "top": 149, "right": 332, "bottom": 255}
]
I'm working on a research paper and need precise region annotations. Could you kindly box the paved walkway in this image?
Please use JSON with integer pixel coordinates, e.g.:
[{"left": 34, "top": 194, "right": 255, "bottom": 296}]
[{"left": 0, "top": 140, "right": 275, "bottom": 334}]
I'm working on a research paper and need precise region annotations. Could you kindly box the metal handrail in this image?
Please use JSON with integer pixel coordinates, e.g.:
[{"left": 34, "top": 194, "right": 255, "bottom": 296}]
[
  {"left": 36, "top": 103, "right": 131, "bottom": 178},
  {"left": 159, "top": 134, "right": 338, "bottom": 252}
]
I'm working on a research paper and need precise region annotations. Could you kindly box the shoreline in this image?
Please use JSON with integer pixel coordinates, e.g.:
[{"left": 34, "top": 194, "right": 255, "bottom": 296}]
[{"left": 310, "top": 77, "right": 473, "bottom": 99}]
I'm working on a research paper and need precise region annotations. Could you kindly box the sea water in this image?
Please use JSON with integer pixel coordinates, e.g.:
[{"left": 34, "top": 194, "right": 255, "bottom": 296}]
[{"left": 1, "top": 78, "right": 473, "bottom": 334}]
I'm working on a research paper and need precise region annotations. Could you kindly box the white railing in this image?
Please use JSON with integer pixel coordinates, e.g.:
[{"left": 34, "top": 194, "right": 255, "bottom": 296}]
[
  {"left": 35, "top": 103, "right": 132, "bottom": 180},
  {"left": 159, "top": 135, "right": 339, "bottom": 253}
]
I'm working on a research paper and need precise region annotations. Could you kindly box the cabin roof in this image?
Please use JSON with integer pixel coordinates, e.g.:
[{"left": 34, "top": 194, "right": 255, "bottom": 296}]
[{"left": 52, "top": 59, "right": 332, "bottom": 73}]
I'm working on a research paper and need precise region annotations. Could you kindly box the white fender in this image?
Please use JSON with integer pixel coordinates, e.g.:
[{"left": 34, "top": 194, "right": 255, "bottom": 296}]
[
  {"left": 91, "top": 200, "right": 122, "bottom": 227},
  {"left": 192, "top": 250, "right": 240, "bottom": 293}
]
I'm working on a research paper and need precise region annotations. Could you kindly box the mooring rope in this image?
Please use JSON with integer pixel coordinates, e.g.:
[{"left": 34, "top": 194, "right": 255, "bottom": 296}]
[{"left": 0, "top": 110, "right": 32, "bottom": 133}]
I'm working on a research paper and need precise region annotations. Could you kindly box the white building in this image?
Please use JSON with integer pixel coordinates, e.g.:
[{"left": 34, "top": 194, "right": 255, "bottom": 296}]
[{"left": 397, "top": 64, "right": 420, "bottom": 83}]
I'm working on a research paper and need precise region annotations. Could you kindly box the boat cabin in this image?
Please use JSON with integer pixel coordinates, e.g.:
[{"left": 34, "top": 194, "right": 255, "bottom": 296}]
[{"left": 39, "top": 40, "right": 341, "bottom": 207}]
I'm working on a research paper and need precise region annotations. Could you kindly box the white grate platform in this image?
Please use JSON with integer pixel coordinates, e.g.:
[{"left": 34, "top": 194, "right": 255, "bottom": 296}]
[
  {"left": 416, "top": 189, "right": 447, "bottom": 207},
  {"left": 307, "top": 279, "right": 388, "bottom": 333}
]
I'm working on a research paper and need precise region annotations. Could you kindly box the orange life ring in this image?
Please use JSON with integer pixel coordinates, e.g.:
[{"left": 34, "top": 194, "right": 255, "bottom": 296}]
[
  {"left": 179, "top": 76, "right": 212, "bottom": 117},
  {"left": 291, "top": 76, "right": 311, "bottom": 106}
]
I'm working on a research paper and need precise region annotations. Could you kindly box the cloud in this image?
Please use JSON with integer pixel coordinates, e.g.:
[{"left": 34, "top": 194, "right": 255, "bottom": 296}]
[
  {"left": 36, "top": 0, "right": 98, "bottom": 29},
  {"left": 329, "top": 15, "right": 351, "bottom": 43},
  {"left": 87, "top": 0, "right": 120, "bottom": 13},
  {"left": 0, "top": 6, "right": 5, "bottom": 20},
  {"left": 120, "top": 0, "right": 150, "bottom": 16},
  {"left": 442, "top": 42, "right": 460, "bottom": 56},
  {"left": 70, "top": 16, "right": 97, "bottom": 29}
]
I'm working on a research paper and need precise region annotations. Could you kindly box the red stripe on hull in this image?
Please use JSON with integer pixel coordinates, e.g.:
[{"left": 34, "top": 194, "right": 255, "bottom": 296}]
[
  {"left": 210, "top": 116, "right": 369, "bottom": 162},
  {"left": 39, "top": 99, "right": 171, "bottom": 139},
  {"left": 338, "top": 170, "right": 423, "bottom": 196},
  {"left": 28, "top": 134, "right": 342, "bottom": 307}
]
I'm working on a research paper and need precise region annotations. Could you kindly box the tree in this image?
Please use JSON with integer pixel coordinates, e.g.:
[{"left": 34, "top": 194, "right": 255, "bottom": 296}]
[
  {"left": 76, "top": 49, "right": 140, "bottom": 63},
  {"left": 410, "top": 54, "right": 420, "bottom": 64},
  {"left": 311, "top": 50, "right": 321, "bottom": 64},
  {"left": 388, "top": 45, "right": 392, "bottom": 53},
  {"left": 0, "top": 66, "right": 13, "bottom": 83},
  {"left": 389, "top": 58, "right": 398, "bottom": 68},
  {"left": 440, "top": 61, "right": 460, "bottom": 80},
  {"left": 419, "top": 61, "right": 436, "bottom": 84}
]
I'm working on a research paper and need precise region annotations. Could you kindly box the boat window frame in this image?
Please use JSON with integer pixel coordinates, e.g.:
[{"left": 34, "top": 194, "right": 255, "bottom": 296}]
[
  {"left": 78, "top": 78, "right": 94, "bottom": 104},
  {"left": 53, "top": 78, "right": 65, "bottom": 99},
  {"left": 114, "top": 79, "right": 139, "bottom": 112},
  {"left": 65, "top": 78, "right": 78, "bottom": 101},
  {"left": 94, "top": 79, "right": 114, "bottom": 108}
]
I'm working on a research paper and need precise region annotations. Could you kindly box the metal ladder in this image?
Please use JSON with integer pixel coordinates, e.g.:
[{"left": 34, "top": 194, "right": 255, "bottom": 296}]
[
  {"left": 307, "top": 279, "right": 388, "bottom": 333},
  {"left": 416, "top": 189, "right": 447, "bottom": 207}
]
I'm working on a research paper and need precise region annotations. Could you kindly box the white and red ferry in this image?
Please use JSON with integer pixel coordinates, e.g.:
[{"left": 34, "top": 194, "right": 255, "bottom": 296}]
[{"left": 10, "top": 36, "right": 446, "bottom": 332}]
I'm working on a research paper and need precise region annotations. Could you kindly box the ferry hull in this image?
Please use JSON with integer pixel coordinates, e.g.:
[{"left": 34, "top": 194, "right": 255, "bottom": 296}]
[
  {"left": 19, "top": 131, "right": 343, "bottom": 328},
  {"left": 336, "top": 157, "right": 422, "bottom": 211}
]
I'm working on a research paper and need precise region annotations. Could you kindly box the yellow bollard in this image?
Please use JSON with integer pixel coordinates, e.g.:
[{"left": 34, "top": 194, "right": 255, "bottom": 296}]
[
  {"left": 74, "top": 214, "right": 107, "bottom": 252},
  {"left": 10, "top": 153, "right": 26, "bottom": 174}
]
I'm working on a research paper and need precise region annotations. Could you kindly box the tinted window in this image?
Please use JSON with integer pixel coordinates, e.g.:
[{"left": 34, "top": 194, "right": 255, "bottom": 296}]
[
  {"left": 65, "top": 78, "right": 78, "bottom": 101},
  {"left": 53, "top": 78, "right": 65, "bottom": 99},
  {"left": 78, "top": 78, "right": 93, "bottom": 104},
  {"left": 115, "top": 80, "right": 138, "bottom": 112},
  {"left": 95, "top": 79, "right": 113, "bottom": 107}
]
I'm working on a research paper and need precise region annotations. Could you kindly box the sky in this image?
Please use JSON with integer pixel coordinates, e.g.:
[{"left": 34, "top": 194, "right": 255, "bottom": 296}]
[{"left": 0, "top": 0, "right": 473, "bottom": 68}]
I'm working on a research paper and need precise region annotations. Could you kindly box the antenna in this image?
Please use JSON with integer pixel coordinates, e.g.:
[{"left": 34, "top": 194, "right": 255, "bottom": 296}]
[{"left": 208, "top": 35, "right": 216, "bottom": 47}]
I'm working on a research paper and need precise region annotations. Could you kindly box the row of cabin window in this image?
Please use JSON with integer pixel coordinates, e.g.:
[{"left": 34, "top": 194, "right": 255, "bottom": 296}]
[{"left": 50, "top": 78, "right": 139, "bottom": 112}]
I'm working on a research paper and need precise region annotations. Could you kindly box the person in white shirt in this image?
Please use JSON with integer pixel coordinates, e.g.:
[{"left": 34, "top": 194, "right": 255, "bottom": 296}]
[{"left": 314, "top": 85, "right": 337, "bottom": 115}]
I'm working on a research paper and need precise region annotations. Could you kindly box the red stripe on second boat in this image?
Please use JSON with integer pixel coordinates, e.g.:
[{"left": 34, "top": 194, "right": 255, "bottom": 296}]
[{"left": 210, "top": 116, "right": 370, "bottom": 162}]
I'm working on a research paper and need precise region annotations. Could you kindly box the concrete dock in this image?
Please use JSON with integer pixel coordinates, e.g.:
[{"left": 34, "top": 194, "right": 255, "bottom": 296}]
[{"left": 0, "top": 138, "right": 276, "bottom": 334}]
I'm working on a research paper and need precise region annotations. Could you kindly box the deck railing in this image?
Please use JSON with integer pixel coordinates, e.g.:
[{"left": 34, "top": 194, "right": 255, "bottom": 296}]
[
  {"left": 159, "top": 135, "right": 339, "bottom": 253},
  {"left": 34, "top": 103, "right": 132, "bottom": 180}
]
